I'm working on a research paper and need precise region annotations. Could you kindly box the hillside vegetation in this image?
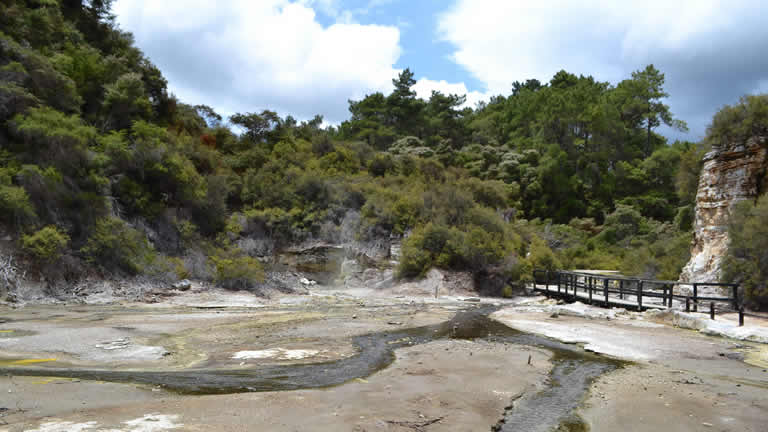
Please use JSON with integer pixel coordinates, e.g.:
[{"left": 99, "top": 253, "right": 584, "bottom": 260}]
[{"left": 0, "top": 0, "right": 714, "bottom": 294}]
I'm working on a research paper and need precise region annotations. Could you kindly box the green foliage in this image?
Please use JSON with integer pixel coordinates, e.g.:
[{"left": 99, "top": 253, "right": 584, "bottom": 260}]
[
  {"left": 368, "top": 153, "right": 395, "bottom": 177},
  {"left": 527, "top": 237, "right": 561, "bottom": 271},
  {"left": 209, "top": 246, "right": 265, "bottom": 290},
  {"left": 21, "top": 225, "right": 69, "bottom": 263},
  {"left": 398, "top": 222, "right": 512, "bottom": 278},
  {"left": 707, "top": 94, "right": 768, "bottom": 146},
  {"left": 81, "top": 218, "right": 155, "bottom": 274},
  {"left": 0, "top": 185, "right": 37, "bottom": 227},
  {"left": 103, "top": 72, "right": 152, "bottom": 130},
  {"left": 1, "top": 0, "right": 755, "bottom": 296},
  {"left": 596, "top": 205, "right": 644, "bottom": 244},
  {"left": 722, "top": 197, "right": 768, "bottom": 309}
]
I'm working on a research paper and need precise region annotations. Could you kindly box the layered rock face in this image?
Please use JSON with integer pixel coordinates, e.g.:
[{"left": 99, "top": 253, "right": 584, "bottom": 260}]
[{"left": 680, "top": 137, "right": 768, "bottom": 282}]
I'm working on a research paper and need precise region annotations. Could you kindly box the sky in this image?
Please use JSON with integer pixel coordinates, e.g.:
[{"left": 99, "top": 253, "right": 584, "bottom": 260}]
[{"left": 113, "top": 0, "right": 768, "bottom": 140}]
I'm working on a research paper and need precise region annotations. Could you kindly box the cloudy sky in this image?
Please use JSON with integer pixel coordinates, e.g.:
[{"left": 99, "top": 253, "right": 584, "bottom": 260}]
[{"left": 114, "top": 0, "right": 768, "bottom": 139}]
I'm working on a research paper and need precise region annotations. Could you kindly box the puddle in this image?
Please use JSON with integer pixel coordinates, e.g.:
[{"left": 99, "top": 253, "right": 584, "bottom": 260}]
[{"left": 0, "top": 306, "right": 623, "bottom": 431}]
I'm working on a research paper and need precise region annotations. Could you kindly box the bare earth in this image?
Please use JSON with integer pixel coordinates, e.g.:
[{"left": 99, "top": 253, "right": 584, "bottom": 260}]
[{"left": 0, "top": 290, "right": 766, "bottom": 431}]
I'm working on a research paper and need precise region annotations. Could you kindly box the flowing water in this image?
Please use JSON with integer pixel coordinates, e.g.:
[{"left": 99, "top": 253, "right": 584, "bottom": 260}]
[{"left": 0, "top": 306, "right": 623, "bottom": 431}]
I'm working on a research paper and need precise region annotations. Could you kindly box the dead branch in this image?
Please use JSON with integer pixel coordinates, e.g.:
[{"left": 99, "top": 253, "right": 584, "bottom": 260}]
[
  {"left": 1, "top": 254, "right": 25, "bottom": 291},
  {"left": 385, "top": 416, "right": 444, "bottom": 431}
]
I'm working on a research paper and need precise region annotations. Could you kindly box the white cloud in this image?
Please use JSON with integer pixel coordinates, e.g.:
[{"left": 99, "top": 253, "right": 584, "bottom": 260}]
[
  {"left": 437, "top": 0, "right": 753, "bottom": 91},
  {"left": 114, "top": 0, "right": 402, "bottom": 122},
  {"left": 438, "top": 0, "right": 768, "bottom": 137}
]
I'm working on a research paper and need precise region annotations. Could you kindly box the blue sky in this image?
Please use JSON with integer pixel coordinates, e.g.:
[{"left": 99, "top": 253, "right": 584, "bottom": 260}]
[
  {"left": 114, "top": 0, "right": 768, "bottom": 140},
  {"left": 311, "top": 0, "right": 484, "bottom": 90}
]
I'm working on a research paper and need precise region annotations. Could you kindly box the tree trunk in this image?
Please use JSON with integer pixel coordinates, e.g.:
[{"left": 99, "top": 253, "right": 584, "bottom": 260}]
[{"left": 646, "top": 117, "right": 652, "bottom": 157}]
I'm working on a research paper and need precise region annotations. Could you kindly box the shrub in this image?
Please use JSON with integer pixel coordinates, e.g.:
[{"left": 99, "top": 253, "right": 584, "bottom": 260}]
[
  {"left": 397, "top": 233, "right": 433, "bottom": 278},
  {"left": 209, "top": 247, "right": 264, "bottom": 289},
  {"left": 527, "top": 236, "right": 561, "bottom": 271},
  {"left": 397, "top": 223, "right": 511, "bottom": 278},
  {"left": 368, "top": 153, "right": 395, "bottom": 177},
  {"left": 81, "top": 217, "right": 156, "bottom": 274},
  {"left": 722, "top": 197, "right": 768, "bottom": 309},
  {"left": 21, "top": 225, "right": 69, "bottom": 263},
  {"left": 596, "top": 204, "right": 644, "bottom": 244}
]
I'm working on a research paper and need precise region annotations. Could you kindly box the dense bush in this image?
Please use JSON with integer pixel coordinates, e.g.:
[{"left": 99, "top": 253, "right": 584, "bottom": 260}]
[
  {"left": 81, "top": 218, "right": 156, "bottom": 274},
  {"left": 722, "top": 197, "right": 768, "bottom": 309},
  {"left": 209, "top": 246, "right": 265, "bottom": 290},
  {"left": 398, "top": 222, "right": 514, "bottom": 278}
]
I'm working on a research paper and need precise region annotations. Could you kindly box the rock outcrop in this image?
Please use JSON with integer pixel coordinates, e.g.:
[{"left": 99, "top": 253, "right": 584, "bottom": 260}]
[{"left": 680, "top": 136, "right": 768, "bottom": 282}]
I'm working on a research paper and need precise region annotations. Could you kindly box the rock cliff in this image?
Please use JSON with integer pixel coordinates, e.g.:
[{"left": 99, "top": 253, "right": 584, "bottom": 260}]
[{"left": 680, "top": 136, "right": 768, "bottom": 282}]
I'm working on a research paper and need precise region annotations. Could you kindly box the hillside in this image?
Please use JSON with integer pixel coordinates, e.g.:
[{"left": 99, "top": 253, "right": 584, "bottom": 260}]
[{"left": 0, "top": 0, "right": 733, "bottom": 301}]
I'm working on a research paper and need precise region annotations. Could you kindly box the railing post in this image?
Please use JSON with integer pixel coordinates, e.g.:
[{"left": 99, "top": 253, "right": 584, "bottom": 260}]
[
  {"left": 619, "top": 280, "right": 624, "bottom": 300},
  {"left": 670, "top": 285, "right": 675, "bottom": 308},
  {"left": 693, "top": 283, "right": 698, "bottom": 312},
  {"left": 710, "top": 302, "right": 715, "bottom": 320},
  {"left": 739, "top": 307, "right": 744, "bottom": 327},
  {"left": 604, "top": 278, "right": 609, "bottom": 304},
  {"left": 545, "top": 270, "right": 550, "bottom": 294},
  {"left": 588, "top": 277, "right": 593, "bottom": 304},
  {"left": 685, "top": 297, "right": 690, "bottom": 313},
  {"left": 573, "top": 275, "right": 579, "bottom": 300},
  {"left": 637, "top": 280, "right": 643, "bottom": 310},
  {"left": 557, "top": 272, "right": 561, "bottom": 293},
  {"left": 732, "top": 285, "right": 739, "bottom": 310}
]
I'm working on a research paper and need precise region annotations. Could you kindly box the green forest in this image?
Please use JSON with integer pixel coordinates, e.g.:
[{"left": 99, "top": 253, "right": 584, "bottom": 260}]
[{"left": 1, "top": 0, "right": 766, "bottom": 304}]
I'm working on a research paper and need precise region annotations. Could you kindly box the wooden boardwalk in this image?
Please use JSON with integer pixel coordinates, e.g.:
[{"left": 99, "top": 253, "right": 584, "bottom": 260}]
[{"left": 532, "top": 270, "right": 739, "bottom": 312}]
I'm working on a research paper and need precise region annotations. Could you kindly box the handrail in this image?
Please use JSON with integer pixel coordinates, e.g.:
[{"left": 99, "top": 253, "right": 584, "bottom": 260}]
[
  {"left": 532, "top": 269, "right": 740, "bottom": 311},
  {"left": 552, "top": 270, "right": 739, "bottom": 287}
]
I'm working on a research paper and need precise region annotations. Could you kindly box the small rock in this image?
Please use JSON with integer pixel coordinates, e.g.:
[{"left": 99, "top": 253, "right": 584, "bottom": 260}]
[
  {"left": 702, "top": 422, "right": 713, "bottom": 427},
  {"left": 463, "top": 297, "right": 481, "bottom": 303},
  {"left": 173, "top": 279, "right": 192, "bottom": 291},
  {"left": 352, "top": 314, "right": 357, "bottom": 319},
  {"left": 387, "top": 321, "right": 403, "bottom": 325}
]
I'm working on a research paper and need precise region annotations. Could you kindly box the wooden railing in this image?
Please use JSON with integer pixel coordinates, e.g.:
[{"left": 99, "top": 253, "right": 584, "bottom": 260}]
[{"left": 532, "top": 269, "right": 740, "bottom": 312}]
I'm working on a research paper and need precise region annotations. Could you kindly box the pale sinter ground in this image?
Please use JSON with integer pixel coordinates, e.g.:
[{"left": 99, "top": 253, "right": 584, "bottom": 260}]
[{"left": 0, "top": 286, "right": 766, "bottom": 431}]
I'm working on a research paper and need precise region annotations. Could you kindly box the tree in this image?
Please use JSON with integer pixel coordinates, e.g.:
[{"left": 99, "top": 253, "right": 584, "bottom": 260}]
[
  {"left": 344, "top": 92, "right": 395, "bottom": 149},
  {"left": 194, "top": 104, "right": 222, "bottom": 128},
  {"left": 387, "top": 68, "right": 425, "bottom": 137},
  {"left": 229, "top": 110, "right": 280, "bottom": 147},
  {"left": 621, "top": 65, "right": 688, "bottom": 157},
  {"left": 423, "top": 91, "right": 469, "bottom": 149},
  {"left": 103, "top": 72, "right": 152, "bottom": 130}
]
